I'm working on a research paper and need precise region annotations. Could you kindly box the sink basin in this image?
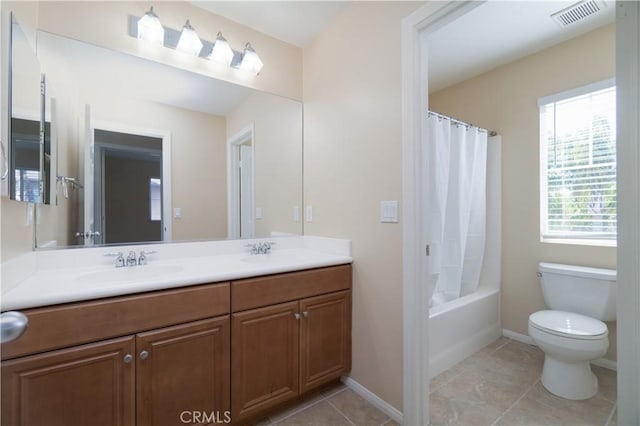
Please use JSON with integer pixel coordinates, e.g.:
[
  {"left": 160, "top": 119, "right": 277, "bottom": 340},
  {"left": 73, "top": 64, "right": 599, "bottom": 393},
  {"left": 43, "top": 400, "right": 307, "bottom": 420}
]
[
  {"left": 240, "top": 251, "right": 315, "bottom": 264},
  {"left": 75, "top": 265, "right": 184, "bottom": 285}
]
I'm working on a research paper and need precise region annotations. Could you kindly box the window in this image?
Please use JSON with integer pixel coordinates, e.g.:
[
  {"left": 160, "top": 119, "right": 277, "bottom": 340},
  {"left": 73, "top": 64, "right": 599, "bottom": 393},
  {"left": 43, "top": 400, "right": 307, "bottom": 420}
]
[
  {"left": 149, "top": 177, "right": 161, "bottom": 221},
  {"left": 539, "top": 80, "right": 616, "bottom": 245}
]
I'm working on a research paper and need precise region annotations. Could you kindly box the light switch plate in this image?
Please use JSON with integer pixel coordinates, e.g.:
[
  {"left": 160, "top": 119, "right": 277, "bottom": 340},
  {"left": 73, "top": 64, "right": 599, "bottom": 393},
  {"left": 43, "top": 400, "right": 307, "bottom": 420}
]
[
  {"left": 293, "top": 206, "right": 300, "bottom": 222},
  {"left": 380, "top": 200, "right": 399, "bottom": 223},
  {"left": 305, "top": 205, "right": 313, "bottom": 222},
  {"left": 256, "top": 207, "right": 263, "bottom": 220},
  {"left": 173, "top": 207, "right": 182, "bottom": 219}
]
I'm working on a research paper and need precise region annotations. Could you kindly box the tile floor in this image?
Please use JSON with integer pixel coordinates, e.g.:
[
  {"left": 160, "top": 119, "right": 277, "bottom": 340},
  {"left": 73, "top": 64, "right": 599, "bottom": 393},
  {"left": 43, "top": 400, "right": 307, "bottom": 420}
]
[
  {"left": 429, "top": 338, "right": 617, "bottom": 426},
  {"left": 253, "top": 337, "right": 617, "bottom": 426}
]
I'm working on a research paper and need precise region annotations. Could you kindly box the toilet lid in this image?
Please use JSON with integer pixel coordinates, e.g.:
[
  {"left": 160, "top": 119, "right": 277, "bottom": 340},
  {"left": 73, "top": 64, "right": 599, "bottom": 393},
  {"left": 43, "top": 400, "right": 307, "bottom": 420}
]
[{"left": 529, "top": 310, "right": 607, "bottom": 339}]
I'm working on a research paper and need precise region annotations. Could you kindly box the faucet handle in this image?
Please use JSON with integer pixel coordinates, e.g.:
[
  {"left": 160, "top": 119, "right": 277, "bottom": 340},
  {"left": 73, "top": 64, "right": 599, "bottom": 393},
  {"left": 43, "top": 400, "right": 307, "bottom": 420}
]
[
  {"left": 261, "top": 241, "right": 276, "bottom": 253},
  {"left": 138, "top": 250, "right": 157, "bottom": 265},
  {"left": 105, "top": 252, "right": 125, "bottom": 268}
]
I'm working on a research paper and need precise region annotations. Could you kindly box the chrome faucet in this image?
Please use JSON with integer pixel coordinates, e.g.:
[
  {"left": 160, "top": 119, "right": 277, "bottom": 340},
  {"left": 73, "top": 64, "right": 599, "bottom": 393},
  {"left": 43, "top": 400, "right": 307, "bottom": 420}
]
[
  {"left": 245, "top": 242, "right": 276, "bottom": 255},
  {"left": 126, "top": 251, "right": 137, "bottom": 267}
]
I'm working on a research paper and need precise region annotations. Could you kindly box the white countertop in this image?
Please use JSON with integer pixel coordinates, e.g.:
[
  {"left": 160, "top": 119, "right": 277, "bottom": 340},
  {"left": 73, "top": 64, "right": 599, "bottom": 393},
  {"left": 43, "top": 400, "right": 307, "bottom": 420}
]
[{"left": 1, "top": 236, "right": 352, "bottom": 311}]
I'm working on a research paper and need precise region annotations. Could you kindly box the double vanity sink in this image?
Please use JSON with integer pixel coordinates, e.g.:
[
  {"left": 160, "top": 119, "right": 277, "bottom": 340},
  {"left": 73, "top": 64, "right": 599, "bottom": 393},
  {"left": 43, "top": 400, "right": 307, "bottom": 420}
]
[
  {"left": 1, "top": 237, "right": 352, "bottom": 311},
  {"left": 1, "top": 236, "right": 353, "bottom": 425}
]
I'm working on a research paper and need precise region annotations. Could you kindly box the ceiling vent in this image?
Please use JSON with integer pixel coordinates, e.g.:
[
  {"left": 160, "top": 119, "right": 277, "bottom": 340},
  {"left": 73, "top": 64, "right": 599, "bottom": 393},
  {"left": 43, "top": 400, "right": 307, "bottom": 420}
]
[{"left": 551, "top": 0, "right": 607, "bottom": 27}]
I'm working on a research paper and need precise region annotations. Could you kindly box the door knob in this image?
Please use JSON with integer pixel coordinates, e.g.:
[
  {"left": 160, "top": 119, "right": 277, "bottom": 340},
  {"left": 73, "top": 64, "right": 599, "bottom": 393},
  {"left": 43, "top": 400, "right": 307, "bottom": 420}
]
[
  {"left": 140, "top": 350, "right": 149, "bottom": 360},
  {"left": 123, "top": 354, "right": 133, "bottom": 363},
  {"left": 294, "top": 313, "right": 301, "bottom": 320}
]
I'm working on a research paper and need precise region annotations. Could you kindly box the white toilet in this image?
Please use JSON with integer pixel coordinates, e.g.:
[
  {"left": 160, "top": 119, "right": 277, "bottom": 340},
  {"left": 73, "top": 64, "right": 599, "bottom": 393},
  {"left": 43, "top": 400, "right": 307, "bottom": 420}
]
[{"left": 528, "top": 262, "right": 616, "bottom": 400}]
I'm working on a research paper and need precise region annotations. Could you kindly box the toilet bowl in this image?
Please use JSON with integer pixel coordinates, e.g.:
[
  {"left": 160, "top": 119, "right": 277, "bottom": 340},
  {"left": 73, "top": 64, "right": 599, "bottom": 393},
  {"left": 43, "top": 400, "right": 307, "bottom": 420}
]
[
  {"left": 529, "top": 262, "right": 616, "bottom": 400},
  {"left": 528, "top": 310, "right": 608, "bottom": 400}
]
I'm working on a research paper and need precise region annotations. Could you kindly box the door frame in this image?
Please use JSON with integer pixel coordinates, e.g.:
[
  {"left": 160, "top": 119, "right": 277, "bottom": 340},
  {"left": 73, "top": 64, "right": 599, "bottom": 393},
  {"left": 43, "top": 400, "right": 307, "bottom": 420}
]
[
  {"left": 227, "top": 123, "right": 255, "bottom": 239},
  {"left": 92, "top": 120, "right": 172, "bottom": 242},
  {"left": 400, "top": 3, "right": 484, "bottom": 424}
]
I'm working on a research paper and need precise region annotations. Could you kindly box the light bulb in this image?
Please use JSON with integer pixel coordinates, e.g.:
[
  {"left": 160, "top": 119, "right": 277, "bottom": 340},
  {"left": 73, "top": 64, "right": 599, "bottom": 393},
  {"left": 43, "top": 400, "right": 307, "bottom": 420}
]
[
  {"left": 209, "top": 32, "right": 234, "bottom": 66},
  {"left": 176, "top": 20, "right": 203, "bottom": 56},
  {"left": 240, "top": 43, "right": 263, "bottom": 75},
  {"left": 137, "top": 6, "right": 164, "bottom": 46}
]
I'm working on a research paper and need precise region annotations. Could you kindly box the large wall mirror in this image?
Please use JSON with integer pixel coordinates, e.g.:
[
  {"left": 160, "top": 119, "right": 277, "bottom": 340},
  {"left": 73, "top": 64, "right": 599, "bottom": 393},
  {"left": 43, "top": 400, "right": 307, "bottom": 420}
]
[
  {"left": 8, "top": 13, "right": 54, "bottom": 205},
  {"left": 32, "top": 30, "right": 303, "bottom": 248}
]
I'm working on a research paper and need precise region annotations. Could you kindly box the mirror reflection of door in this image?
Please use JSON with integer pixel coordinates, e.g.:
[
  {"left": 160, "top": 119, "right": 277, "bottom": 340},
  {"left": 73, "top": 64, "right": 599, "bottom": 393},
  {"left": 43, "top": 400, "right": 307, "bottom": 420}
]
[
  {"left": 239, "top": 144, "right": 254, "bottom": 239},
  {"left": 94, "top": 129, "right": 163, "bottom": 244},
  {"left": 228, "top": 125, "right": 255, "bottom": 239}
]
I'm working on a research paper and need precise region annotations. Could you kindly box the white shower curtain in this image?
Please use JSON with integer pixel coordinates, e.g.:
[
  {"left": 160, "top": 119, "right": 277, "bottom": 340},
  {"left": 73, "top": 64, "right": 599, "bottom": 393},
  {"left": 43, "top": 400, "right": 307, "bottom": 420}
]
[{"left": 424, "top": 113, "right": 488, "bottom": 306}]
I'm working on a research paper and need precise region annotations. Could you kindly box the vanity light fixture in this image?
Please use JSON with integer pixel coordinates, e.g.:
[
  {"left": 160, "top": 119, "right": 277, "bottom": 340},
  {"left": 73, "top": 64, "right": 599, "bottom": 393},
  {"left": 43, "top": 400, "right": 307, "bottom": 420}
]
[
  {"left": 129, "top": 8, "right": 264, "bottom": 75},
  {"left": 137, "top": 6, "right": 164, "bottom": 46},
  {"left": 209, "top": 32, "right": 234, "bottom": 66},
  {"left": 239, "top": 43, "right": 264, "bottom": 75},
  {"left": 176, "top": 20, "right": 203, "bottom": 56}
]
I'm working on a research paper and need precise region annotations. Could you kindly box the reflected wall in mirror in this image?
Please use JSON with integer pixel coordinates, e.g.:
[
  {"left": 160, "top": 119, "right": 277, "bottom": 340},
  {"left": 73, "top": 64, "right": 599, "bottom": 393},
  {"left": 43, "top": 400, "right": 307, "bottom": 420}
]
[
  {"left": 34, "top": 30, "right": 303, "bottom": 248},
  {"left": 9, "top": 13, "right": 53, "bottom": 205}
]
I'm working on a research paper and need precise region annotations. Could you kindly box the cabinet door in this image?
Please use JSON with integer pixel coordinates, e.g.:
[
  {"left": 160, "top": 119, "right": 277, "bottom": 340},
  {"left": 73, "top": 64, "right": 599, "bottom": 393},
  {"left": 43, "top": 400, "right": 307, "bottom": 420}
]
[
  {"left": 136, "top": 316, "right": 230, "bottom": 426},
  {"left": 232, "top": 301, "right": 299, "bottom": 422},
  {"left": 1, "top": 336, "right": 135, "bottom": 426},
  {"left": 299, "top": 290, "right": 351, "bottom": 393}
]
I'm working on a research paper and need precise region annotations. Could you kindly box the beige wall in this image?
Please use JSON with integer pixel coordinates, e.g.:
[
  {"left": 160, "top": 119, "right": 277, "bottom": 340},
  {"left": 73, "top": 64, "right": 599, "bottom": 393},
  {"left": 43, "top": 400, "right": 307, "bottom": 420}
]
[
  {"left": 430, "top": 24, "right": 617, "bottom": 360},
  {"left": 303, "top": 2, "right": 422, "bottom": 410},
  {"left": 227, "top": 92, "right": 303, "bottom": 237},
  {"left": 36, "top": 1, "right": 302, "bottom": 101}
]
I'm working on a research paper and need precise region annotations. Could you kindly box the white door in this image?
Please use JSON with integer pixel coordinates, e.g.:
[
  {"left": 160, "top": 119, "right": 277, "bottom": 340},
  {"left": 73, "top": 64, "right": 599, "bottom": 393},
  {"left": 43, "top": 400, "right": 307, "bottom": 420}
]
[{"left": 240, "top": 144, "right": 254, "bottom": 238}]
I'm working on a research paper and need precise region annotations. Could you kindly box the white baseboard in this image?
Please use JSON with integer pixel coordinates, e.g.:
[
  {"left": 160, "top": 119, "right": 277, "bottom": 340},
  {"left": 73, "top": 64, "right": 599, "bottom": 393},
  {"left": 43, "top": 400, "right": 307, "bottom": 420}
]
[
  {"left": 502, "top": 328, "right": 535, "bottom": 345},
  {"left": 502, "top": 328, "right": 617, "bottom": 371},
  {"left": 341, "top": 376, "right": 403, "bottom": 424}
]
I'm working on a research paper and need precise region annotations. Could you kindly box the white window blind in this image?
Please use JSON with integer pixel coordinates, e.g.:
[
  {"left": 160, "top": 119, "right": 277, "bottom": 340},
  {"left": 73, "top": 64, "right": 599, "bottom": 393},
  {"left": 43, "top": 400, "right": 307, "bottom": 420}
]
[{"left": 539, "top": 82, "right": 616, "bottom": 243}]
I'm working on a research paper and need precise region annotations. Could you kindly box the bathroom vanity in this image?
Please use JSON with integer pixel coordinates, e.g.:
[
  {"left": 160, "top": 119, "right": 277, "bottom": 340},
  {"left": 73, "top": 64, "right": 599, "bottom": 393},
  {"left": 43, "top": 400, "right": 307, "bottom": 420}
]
[{"left": 0, "top": 238, "right": 352, "bottom": 425}]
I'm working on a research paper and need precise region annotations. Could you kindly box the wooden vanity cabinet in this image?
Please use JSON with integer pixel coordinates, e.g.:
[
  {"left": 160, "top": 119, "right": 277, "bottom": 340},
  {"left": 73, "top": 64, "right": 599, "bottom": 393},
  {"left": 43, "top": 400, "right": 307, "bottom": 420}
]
[
  {"left": 1, "top": 283, "right": 231, "bottom": 426},
  {"left": 231, "top": 265, "right": 352, "bottom": 422},
  {"left": 0, "top": 265, "right": 352, "bottom": 425},
  {"left": 1, "top": 336, "right": 136, "bottom": 426},
  {"left": 136, "top": 316, "right": 230, "bottom": 426}
]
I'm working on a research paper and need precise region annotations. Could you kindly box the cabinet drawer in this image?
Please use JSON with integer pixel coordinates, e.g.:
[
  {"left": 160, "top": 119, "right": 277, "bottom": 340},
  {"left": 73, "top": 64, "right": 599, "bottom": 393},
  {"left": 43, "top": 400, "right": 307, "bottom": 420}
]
[
  {"left": 1, "top": 282, "right": 230, "bottom": 360},
  {"left": 232, "top": 265, "right": 352, "bottom": 312}
]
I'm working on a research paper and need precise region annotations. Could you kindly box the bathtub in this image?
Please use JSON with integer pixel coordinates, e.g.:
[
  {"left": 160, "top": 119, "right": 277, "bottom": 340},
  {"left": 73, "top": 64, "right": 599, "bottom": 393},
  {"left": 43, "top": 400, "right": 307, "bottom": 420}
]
[
  {"left": 428, "top": 286, "right": 501, "bottom": 378},
  {"left": 428, "top": 135, "right": 502, "bottom": 378}
]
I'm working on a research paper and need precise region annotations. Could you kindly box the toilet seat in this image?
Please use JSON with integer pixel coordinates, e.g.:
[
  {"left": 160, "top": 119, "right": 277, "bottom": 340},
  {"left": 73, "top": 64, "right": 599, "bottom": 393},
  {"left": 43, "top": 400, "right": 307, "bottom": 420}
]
[{"left": 529, "top": 310, "right": 607, "bottom": 340}]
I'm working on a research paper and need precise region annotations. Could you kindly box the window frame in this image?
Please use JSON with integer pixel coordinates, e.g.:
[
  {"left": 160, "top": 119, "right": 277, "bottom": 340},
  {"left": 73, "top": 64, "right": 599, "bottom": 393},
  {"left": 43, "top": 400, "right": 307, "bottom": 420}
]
[{"left": 538, "top": 78, "right": 617, "bottom": 247}]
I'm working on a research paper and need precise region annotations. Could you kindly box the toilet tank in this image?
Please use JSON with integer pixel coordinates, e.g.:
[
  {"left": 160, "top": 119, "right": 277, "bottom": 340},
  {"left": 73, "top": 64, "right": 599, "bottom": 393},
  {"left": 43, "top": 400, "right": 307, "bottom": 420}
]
[{"left": 538, "top": 262, "right": 617, "bottom": 321}]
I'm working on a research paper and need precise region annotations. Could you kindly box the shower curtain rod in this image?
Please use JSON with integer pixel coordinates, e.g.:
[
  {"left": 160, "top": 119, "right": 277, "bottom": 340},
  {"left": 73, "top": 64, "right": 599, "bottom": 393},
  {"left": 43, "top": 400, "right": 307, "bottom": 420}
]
[{"left": 427, "top": 110, "right": 498, "bottom": 137}]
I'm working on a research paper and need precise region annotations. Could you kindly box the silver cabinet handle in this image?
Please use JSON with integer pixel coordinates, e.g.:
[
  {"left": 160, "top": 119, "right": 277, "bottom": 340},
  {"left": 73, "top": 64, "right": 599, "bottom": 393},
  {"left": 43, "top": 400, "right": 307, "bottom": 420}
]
[
  {"left": 302, "top": 311, "right": 309, "bottom": 318},
  {"left": 294, "top": 313, "right": 301, "bottom": 320},
  {"left": 1, "top": 311, "right": 28, "bottom": 343},
  {"left": 140, "top": 350, "right": 149, "bottom": 360},
  {"left": 123, "top": 354, "right": 133, "bottom": 364}
]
